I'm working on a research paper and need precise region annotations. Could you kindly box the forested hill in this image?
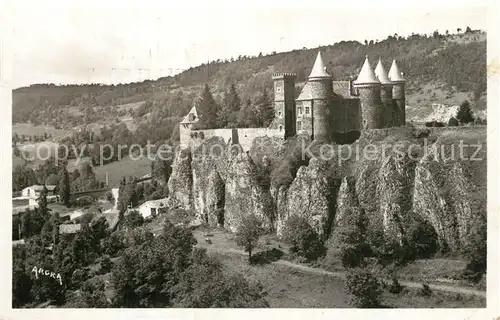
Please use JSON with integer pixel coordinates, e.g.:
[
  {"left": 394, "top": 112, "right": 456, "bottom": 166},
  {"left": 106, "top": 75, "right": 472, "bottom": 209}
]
[{"left": 12, "top": 29, "right": 486, "bottom": 143}]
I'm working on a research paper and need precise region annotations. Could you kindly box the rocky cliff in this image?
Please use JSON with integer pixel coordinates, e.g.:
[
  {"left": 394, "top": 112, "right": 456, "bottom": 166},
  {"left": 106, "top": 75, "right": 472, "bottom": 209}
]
[{"left": 166, "top": 126, "right": 486, "bottom": 253}]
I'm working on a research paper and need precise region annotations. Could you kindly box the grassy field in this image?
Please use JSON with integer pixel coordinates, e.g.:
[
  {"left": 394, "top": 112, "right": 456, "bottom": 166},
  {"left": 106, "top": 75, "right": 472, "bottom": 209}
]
[
  {"left": 92, "top": 155, "right": 151, "bottom": 187},
  {"left": 65, "top": 154, "right": 151, "bottom": 187},
  {"left": 12, "top": 123, "right": 69, "bottom": 139}
]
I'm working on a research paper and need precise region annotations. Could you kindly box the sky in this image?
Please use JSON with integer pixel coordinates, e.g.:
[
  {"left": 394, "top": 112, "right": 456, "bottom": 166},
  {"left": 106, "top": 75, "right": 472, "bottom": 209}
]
[{"left": 2, "top": 0, "right": 489, "bottom": 88}]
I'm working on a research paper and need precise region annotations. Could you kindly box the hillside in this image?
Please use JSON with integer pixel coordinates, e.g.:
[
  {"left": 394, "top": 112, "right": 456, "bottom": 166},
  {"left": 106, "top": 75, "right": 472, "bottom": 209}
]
[{"left": 12, "top": 30, "right": 486, "bottom": 144}]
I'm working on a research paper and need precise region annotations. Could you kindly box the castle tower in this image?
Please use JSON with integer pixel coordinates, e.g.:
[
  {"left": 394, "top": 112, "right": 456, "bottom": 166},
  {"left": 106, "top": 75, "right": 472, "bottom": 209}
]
[
  {"left": 353, "top": 56, "right": 382, "bottom": 129},
  {"left": 272, "top": 72, "right": 296, "bottom": 138},
  {"left": 388, "top": 60, "right": 406, "bottom": 126},
  {"left": 179, "top": 105, "right": 199, "bottom": 149},
  {"left": 306, "top": 51, "right": 333, "bottom": 140},
  {"left": 374, "top": 58, "right": 394, "bottom": 128}
]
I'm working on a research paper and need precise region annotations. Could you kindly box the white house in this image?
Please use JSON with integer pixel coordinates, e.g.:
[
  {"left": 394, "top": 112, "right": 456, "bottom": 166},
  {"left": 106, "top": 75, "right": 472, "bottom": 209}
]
[
  {"left": 133, "top": 198, "right": 168, "bottom": 219},
  {"left": 21, "top": 185, "right": 57, "bottom": 198}
]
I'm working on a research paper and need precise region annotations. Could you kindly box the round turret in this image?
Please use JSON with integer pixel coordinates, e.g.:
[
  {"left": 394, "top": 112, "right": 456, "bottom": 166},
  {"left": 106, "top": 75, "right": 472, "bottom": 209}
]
[
  {"left": 374, "top": 58, "right": 394, "bottom": 127},
  {"left": 353, "top": 56, "right": 383, "bottom": 129},
  {"left": 307, "top": 51, "right": 333, "bottom": 139},
  {"left": 388, "top": 60, "right": 406, "bottom": 126}
]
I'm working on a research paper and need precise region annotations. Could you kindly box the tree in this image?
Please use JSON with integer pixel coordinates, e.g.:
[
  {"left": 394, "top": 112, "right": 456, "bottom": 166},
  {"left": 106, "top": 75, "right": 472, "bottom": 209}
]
[
  {"left": 219, "top": 83, "right": 241, "bottom": 128},
  {"left": 456, "top": 100, "right": 474, "bottom": 124},
  {"left": 462, "top": 213, "right": 486, "bottom": 283},
  {"left": 12, "top": 165, "right": 38, "bottom": 192},
  {"left": 238, "top": 98, "right": 259, "bottom": 128},
  {"left": 235, "top": 215, "right": 263, "bottom": 264},
  {"left": 281, "top": 216, "right": 325, "bottom": 261},
  {"left": 465, "top": 26, "right": 472, "bottom": 33},
  {"left": 345, "top": 268, "right": 382, "bottom": 308},
  {"left": 197, "top": 83, "right": 219, "bottom": 129},
  {"left": 335, "top": 208, "right": 370, "bottom": 268},
  {"left": 457, "top": 28, "right": 462, "bottom": 33},
  {"left": 255, "top": 87, "right": 274, "bottom": 127},
  {"left": 58, "top": 167, "right": 71, "bottom": 207}
]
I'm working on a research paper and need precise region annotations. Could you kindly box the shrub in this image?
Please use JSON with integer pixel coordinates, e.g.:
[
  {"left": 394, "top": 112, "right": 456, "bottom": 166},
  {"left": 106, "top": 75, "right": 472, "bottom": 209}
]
[
  {"left": 448, "top": 117, "right": 459, "bottom": 126},
  {"left": 407, "top": 218, "right": 439, "bottom": 259},
  {"left": 388, "top": 277, "right": 403, "bottom": 294},
  {"left": 345, "top": 268, "right": 383, "bottom": 308},
  {"left": 100, "top": 255, "right": 112, "bottom": 274},
  {"left": 281, "top": 216, "right": 325, "bottom": 261},
  {"left": 420, "top": 283, "right": 432, "bottom": 296}
]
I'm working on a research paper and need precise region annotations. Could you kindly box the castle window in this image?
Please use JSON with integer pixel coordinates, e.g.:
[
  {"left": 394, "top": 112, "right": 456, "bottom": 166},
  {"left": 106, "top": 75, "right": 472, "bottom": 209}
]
[
  {"left": 305, "top": 107, "right": 310, "bottom": 115},
  {"left": 298, "top": 107, "right": 302, "bottom": 115},
  {"left": 297, "top": 121, "right": 302, "bottom": 131},
  {"left": 279, "top": 125, "right": 283, "bottom": 131},
  {"left": 276, "top": 87, "right": 282, "bottom": 93},
  {"left": 278, "top": 111, "right": 282, "bottom": 118}
]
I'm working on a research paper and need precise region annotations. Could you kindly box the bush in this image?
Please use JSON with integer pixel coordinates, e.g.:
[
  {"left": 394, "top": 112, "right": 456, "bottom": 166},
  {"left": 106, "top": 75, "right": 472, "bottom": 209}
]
[
  {"left": 124, "top": 210, "right": 144, "bottom": 228},
  {"left": 407, "top": 218, "right": 439, "bottom": 259},
  {"left": 100, "top": 255, "right": 112, "bottom": 274},
  {"left": 448, "top": 117, "right": 459, "bottom": 126},
  {"left": 345, "top": 268, "right": 383, "bottom": 308},
  {"left": 388, "top": 277, "right": 403, "bottom": 294},
  {"left": 420, "top": 283, "right": 432, "bottom": 296},
  {"left": 281, "top": 216, "right": 325, "bottom": 261},
  {"left": 425, "top": 121, "right": 445, "bottom": 127}
]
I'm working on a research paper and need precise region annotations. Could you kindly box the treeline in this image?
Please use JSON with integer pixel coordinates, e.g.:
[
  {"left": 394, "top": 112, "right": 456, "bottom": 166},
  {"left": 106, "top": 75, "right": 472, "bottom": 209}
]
[
  {"left": 12, "top": 158, "right": 104, "bottom": 194},
  {"left": 12, "top": 29, "right": 486, "bottom": 143}
]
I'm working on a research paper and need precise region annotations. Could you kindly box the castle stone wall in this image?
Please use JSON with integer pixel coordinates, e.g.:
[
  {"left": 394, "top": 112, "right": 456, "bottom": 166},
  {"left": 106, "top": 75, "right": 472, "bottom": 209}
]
[
  {"left": 392, "top": 83, "right": 406, "bottom": 126},
  {"left": 357, "top": 85, "right": 383, "bottom": 129},
  {"left": 189, "top": 127, "right": 283, "bottom": 153},
  {"left": 331, "top": 99, "right": 362, "bottom": 133},
  {"left": 236, "top": 128, "right": 284, "bottom": 151},
  {"left": 309, "top": 80, "right": 333, "bottom": 139},
  {"left": 380, "top": 85, "right": 394, "bottom": 127},
  {"left": 296, "top": 100, "right": 313, "bottom": 138}
]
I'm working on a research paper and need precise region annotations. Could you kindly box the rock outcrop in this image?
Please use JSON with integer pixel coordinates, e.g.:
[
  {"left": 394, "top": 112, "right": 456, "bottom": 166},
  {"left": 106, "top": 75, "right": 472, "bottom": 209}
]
[
  {"left": 167, "top": 148, "right": 193, "bottom": 210},
  {"left": 285, "top": 158, "right": 339, "bottom": 237},
  {"left": 165, "top": 127, "right": 486, "bottom": 254}
]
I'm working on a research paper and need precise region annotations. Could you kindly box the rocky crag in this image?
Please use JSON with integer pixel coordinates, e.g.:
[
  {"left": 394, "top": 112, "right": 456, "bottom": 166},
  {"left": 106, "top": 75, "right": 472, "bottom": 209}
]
[{"left": 167, "top": 126, "right": 486, "bottom": 253}]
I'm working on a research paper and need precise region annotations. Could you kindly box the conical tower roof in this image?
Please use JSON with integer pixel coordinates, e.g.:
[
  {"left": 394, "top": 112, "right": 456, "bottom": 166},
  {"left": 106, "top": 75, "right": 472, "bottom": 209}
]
[
  {"left": 374, "top": 58, "right": 391, "bottom": 84},
  {"left": 388, "top": 60, "right": 405, "bottom": 82},
  {"left": 308, "top": 51, "right": 331, "bottom": 79},
  {"left": 354, "top": 56, "right": 380, "bottom": 85}
]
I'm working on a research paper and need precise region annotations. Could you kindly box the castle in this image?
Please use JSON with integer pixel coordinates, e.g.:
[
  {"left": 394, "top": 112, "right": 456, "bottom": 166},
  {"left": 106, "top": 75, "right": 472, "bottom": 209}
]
[{"left": 179, "top": 51, "right": 406, "bottom": 150}]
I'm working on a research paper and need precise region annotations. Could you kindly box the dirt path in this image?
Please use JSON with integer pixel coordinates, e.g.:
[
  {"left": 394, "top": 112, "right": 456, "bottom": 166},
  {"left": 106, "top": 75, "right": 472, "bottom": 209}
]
[{"left": 201, "top": 245, "right": 486, "bottom": 299}]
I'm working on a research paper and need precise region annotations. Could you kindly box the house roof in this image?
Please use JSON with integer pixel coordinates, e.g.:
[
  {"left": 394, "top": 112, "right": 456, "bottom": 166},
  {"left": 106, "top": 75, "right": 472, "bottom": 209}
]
[
  {"left": 180, "top": 106, "right": 199, "bottom": 124},
  {"left": 139, "top": 198, "right": 168, "bottom": 209},
  {"left": 332, "top": 81, "right": 356, "bottom": 99},
  {"left": 59, "top": 224, "right": 82, "bottom": 234},
  {"left": 388, "top": 60, "right": 405, "bottom": 82},
  {"left": 26, "top": 185, "right": 56, "bottom": 191},
  {"left": 308, "top": 51, "right": 331, "bottom": 79},
  {"left": 296, "top": 81, "right": 313, "bottom": 101},
  {"left": 374, "top": 58, "right": 392, "bottom": 84},
  {"left": 354, "top": 56, "right": 380, "bottom": 85}
]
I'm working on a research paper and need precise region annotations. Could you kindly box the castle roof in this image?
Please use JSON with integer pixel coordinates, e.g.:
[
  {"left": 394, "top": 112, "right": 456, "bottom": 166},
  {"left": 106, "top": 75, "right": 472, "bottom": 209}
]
[
  {"left": 308, "top": 51, "right": 331, "bottom": 79},
  {"left": 374, "top": 58, "right": 392, "bottom": 84},
  {"left": 332, "top": 81, "right": 356, "bottom": 99},
  {"left": 296, "top": 81, "right": 313, "bottom": 101},
  {"left": 388, "top": 60, "right": 405, "bottom": 82},
  {"left": 354, "top": 56, "right": 380, "bottom": 85},
  {"left": 180, "top": 105, "right": 199, "bottom": 124}
]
